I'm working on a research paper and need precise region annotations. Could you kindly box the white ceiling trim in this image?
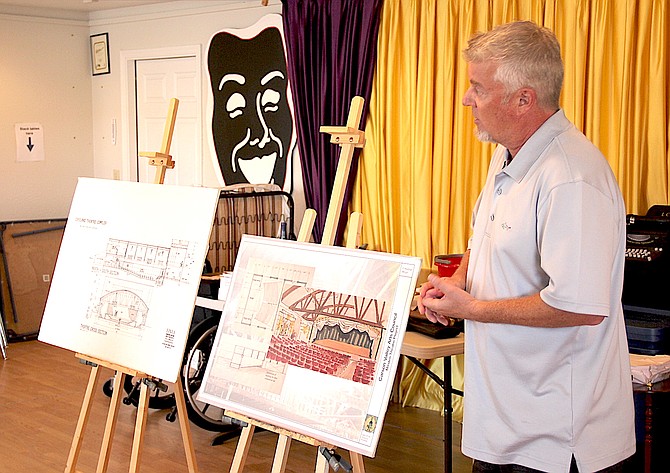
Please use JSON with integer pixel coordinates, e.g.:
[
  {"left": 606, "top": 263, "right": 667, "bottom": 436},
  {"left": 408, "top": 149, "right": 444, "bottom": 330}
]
[
  {"left": 0, "top": 10, "right": 88, "bottom": 25},
  {"left": 88, "top": 1, "right": 268, "bottom": 27},
  {"left": 0, "top": 1, "right": 277, "bottom": 25}
]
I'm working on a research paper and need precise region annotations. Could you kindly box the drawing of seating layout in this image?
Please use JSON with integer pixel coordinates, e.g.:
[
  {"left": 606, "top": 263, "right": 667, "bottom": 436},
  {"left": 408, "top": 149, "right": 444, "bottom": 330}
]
[
  {"left": 266, "top": 285, "right": 385, "bottom": 386},
  {"left": 85, "top": 237, "right": 199, "bottom": 338},
  {"left": 201, "top": 256, "right": 406, "bottom": 441},
  {"left": 215, "top": 258, "right": 388, "bottom": 384},
  {"left": 196, "top": 235, "right": 420, "bottom": 456}
]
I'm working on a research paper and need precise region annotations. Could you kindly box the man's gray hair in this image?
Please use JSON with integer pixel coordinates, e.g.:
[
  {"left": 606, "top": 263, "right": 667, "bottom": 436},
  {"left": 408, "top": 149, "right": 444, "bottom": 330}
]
[{"left": 463, "top": 21, "right": 564, "bottom": 109}]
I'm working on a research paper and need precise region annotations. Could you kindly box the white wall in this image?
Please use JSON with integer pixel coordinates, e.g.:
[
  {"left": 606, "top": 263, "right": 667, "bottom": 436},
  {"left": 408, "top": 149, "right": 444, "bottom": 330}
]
[
  {"left": 0, "top": 13, "right": 93, "bottom": 221},
  {"left": 89, "top": 1, "right": 281, "bottom": 185},
  {"left": 1, "top": 0, "right": 306, "bottom": 228}
]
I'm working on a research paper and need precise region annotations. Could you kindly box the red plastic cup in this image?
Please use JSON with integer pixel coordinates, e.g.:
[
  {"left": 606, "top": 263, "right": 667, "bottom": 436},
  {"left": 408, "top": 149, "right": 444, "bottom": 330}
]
[{"left": 434, "top": 254, "right": 463, "bottom": 277}]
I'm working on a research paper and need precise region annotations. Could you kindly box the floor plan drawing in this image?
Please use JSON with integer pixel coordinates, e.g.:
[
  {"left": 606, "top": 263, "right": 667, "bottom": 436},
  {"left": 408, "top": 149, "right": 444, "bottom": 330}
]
[
  {"left": 198, "top": 235, "right": 422, "bottom": 457},
  {"left": 39, "top": 178, "right": 219, "bottom": 382}
]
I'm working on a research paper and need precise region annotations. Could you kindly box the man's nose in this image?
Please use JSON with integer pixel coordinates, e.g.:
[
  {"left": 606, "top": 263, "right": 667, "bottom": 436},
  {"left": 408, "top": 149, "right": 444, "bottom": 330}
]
[{"left": 463, "top": 87, "right": 478, "bottom": 107}]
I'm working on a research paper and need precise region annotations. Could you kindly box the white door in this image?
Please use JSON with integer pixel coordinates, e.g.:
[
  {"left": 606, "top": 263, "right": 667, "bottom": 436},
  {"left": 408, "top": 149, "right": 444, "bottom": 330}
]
[{"left": 135, "top": 56, "right": 201, "bottom": 186}]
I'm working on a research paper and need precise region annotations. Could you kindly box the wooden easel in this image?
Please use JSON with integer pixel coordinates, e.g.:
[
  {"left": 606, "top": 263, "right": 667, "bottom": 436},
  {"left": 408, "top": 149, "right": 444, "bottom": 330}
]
[
  {"left": 139, "top": 98, "right": 179, "bottom": 185},
  {"left": 319, "top": 96, "right": 366, "bottom": 247},
  {"left": 64, "top": 97, "right": 199, "bottom": 473},
  {"left": 227, "top": 96, "right": 367, "bottom": 473}
]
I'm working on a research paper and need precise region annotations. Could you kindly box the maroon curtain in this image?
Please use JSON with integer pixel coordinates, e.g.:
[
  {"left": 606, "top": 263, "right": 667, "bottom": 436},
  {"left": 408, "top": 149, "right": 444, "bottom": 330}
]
[{"left": 282, "top": 0, "right": 383, "bottom": 244}]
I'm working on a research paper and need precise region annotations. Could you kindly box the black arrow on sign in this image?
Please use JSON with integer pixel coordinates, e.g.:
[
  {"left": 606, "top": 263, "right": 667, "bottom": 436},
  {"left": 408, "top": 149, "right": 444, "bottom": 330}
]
[{"left": 27, "top": 136, "right": 34, "bottom": 151}]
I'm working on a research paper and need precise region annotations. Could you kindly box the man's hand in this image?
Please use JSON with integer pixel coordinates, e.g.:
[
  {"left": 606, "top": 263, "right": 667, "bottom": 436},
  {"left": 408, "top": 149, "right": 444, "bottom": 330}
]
[{"left": 417, "top": 273, "right": 474, "bottom": 325}]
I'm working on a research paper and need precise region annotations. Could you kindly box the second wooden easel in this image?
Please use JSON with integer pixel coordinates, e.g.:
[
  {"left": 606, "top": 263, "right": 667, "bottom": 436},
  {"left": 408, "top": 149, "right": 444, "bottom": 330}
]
[
  {"left": 139, "top": 97, "right": 179, "bottom": 185},
  {"left": 226, "top": 96, "right": 367, "bottom": 473},
  {"left": 64, "top": 97, "right": 200, "bottom": 473}
]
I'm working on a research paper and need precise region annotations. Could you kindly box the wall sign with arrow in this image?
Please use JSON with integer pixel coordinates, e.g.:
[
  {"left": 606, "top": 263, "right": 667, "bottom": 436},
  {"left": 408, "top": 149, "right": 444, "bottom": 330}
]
[{"left": 15, "top": 123, "right": 45, "bottom": 162}]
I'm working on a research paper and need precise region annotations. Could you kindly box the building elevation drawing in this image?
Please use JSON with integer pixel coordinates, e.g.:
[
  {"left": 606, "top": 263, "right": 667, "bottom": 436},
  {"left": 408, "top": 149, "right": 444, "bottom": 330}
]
[{"left": 86, "top": 238, "right": 198, "bottom": 338}]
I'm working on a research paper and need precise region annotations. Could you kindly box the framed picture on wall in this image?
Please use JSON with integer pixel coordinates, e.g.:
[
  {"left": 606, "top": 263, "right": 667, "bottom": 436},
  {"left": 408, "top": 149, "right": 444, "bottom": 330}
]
[{"left": 90, "top": 33, "right": 110, "bottom": 76}]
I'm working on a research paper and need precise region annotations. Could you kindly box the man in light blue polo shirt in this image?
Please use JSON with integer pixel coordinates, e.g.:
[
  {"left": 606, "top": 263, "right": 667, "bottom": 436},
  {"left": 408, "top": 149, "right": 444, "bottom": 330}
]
[{"left": 418, "top": 21, "right": 635, "bottom": 472}]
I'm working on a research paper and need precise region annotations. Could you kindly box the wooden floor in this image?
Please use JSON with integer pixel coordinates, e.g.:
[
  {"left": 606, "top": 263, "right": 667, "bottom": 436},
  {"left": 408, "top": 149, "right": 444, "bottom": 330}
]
[{"left": 0, "top": 340, "right": 472, "bottom": 473}]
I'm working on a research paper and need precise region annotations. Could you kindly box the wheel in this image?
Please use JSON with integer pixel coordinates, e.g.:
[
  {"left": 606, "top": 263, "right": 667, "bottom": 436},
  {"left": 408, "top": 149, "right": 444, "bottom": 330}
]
[
  {"left": 101, "top": 374, "right": 175, "bottom": 411},
  {"left": 102, "top": 377, "right": 115, "bottom": 397},
  {"left": 180, "top": 315, "right": 232, "bottom": 432},
  {"left": 122, "top": 375, "right": 176, "bottom": 410}
]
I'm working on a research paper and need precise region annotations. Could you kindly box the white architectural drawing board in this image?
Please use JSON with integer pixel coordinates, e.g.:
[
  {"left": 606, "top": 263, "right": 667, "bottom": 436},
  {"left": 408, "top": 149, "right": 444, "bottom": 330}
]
[
  {"left": 38, "top": 178, "right": 219, "bottom": 382},
  {"left": 198, "top": 235, "right": 422, "bottom": 457}
]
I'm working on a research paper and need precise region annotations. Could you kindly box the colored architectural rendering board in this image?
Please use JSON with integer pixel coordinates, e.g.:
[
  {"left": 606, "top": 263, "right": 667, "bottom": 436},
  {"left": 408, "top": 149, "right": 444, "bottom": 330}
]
[
  {"left": 198, "top": 235, "right": 422, "bottom": 457},
  {"left": 38, "top": 178, "right": 220, "bottom": 382}
]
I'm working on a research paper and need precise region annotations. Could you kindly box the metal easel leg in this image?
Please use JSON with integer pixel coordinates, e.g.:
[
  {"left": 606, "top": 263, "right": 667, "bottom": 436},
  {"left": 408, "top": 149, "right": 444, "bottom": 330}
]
[
  {"left": 443, "top": 356, "right": 452, "bottom": 473},
  {"left": 0, "top": 254, "right": 10, "bottom": 359},
  {"left": 0, "top": 309, "right": 7, "bottom": 359}
]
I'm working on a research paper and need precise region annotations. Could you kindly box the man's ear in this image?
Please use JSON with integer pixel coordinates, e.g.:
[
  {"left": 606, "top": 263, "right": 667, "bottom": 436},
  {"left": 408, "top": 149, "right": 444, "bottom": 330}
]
[{"left": 516, "top": 88, "right": 536, "bottom": 113}]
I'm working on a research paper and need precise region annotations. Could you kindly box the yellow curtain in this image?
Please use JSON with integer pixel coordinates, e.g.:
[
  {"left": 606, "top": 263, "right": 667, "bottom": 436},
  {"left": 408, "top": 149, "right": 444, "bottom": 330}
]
[{"left": 352, "top": 0, "right": 670, "bottom": 416}]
